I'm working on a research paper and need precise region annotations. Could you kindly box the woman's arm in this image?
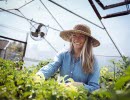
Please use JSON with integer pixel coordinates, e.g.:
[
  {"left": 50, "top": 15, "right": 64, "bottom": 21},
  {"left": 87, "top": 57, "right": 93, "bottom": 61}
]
[{"left": 36, "top": 51, "right": 64, "bottom": 79}]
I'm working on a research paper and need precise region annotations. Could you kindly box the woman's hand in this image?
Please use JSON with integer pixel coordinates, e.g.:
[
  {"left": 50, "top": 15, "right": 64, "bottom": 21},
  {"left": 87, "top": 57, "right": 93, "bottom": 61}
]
[
  {"left": 33, "top": 75, "right": 45, "bottom": 83},
  {"left": 65, "top": 82, "right": 84, "bottom": 87},
  {"left": 71, "top": 82, "right": 84, "bottom": 87}
]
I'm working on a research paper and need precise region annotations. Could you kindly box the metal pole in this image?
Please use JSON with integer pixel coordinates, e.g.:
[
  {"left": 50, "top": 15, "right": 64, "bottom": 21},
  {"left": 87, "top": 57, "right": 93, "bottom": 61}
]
[
  {"left": 40, "top": 0, "right": 64, "bottom": 30},
  {"left": 22, "top": 33, "right": 28, "bottom": 60},
  {"left": 0, "top": 7, "right": 61, "bottom": 32},
  {"left": 48, "top": 0, "right": 104, "bottom": 29},
  {"left": 88, "top": 0, "right": 124, "bottom": 59},
  {"left": 0, "top": 35, "right": 26, "bottom": 44},
  {"left": 100, "top": 20, "right": 124, "bottom": 58}
]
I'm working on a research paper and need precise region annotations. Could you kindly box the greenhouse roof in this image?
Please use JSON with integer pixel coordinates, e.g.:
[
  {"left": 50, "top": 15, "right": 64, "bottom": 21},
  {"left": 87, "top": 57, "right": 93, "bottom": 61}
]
[{"left": 0, "top": 0, "right": 130, "bottom": 65}]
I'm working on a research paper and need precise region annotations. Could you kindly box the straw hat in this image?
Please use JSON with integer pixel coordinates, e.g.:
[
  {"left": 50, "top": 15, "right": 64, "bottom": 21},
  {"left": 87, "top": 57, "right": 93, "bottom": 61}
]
[{"left": 60, "top": 24, "right": 100, "bottom": 47}]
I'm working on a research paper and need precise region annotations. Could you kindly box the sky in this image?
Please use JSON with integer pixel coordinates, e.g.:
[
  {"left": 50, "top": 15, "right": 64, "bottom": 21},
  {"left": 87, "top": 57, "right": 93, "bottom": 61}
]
[{"left": 0, "top": 0, "right": 130, "bottom": 66}]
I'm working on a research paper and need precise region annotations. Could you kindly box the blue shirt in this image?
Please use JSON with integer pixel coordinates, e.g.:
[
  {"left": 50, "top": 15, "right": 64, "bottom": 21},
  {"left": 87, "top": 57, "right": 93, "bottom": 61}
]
[{"left": 37, "top": 49, "right": 100, "bottom": 92}]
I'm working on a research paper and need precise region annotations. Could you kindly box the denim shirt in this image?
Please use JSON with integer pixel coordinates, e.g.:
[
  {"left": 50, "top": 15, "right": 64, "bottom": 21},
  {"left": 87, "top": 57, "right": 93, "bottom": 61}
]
[{"left": 37, "top": 50, "right": 100, "bottom": 92}]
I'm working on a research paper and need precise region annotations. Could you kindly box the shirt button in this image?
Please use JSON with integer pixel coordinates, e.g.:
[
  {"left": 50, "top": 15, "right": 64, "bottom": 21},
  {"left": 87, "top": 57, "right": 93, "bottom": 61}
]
[{"left": 71, "top": 71, "right": 72, "bottom": 74}]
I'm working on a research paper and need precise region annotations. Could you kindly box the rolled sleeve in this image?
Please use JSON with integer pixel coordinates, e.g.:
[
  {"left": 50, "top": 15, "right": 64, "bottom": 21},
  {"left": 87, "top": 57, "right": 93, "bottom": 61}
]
[
  {"left": 36, "top": 51, "right": 63, "bottom": 79},
  {"left": 84, "top": 57, "right": 100, "bottom": 92}
]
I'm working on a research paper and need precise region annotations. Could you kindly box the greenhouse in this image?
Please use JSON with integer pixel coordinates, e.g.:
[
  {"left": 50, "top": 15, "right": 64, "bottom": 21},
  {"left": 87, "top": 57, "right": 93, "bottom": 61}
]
[{"left": 0, "top": 0, "right": 130, "bottom": 100}]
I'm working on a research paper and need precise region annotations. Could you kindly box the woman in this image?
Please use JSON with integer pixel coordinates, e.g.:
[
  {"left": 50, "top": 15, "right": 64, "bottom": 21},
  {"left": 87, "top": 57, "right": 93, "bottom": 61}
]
[{"left": 36, "top": 24, "right": 100, "bottom": 92}]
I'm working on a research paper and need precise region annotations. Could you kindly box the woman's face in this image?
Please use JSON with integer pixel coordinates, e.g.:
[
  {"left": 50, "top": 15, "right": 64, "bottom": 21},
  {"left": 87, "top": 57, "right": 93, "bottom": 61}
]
[{"left": 71, "top": 33, "right": 87, "bottom": 50}]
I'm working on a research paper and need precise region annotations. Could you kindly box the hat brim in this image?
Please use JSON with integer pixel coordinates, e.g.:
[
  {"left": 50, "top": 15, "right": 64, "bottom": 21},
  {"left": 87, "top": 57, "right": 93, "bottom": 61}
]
[{"left": 60, "top": 30, "right": 100, "bottom": 47}]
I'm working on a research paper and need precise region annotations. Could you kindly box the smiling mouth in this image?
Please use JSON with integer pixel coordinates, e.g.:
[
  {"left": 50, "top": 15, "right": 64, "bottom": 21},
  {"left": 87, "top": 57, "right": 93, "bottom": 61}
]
[{"left": 74, "top": 42, "right": 81, "bottom": 45}]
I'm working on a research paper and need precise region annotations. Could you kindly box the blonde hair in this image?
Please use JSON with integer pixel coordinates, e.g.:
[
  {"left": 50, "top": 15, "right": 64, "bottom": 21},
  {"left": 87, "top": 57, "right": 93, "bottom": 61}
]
[{"left": 70, "top": 37, "right": 94, "bottom": 73}]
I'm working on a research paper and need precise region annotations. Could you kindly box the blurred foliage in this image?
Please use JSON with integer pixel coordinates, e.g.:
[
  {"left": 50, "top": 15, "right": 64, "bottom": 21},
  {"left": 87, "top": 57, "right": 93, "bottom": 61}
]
[
  {"left": 97, "top": 56, "right": 130, "bottom": 100},
  {"left": 0, "top": 58, "right": 88, "bottom": 100},
  {"left": 0, "top": 56, "right": 130, "bottom": 100}
]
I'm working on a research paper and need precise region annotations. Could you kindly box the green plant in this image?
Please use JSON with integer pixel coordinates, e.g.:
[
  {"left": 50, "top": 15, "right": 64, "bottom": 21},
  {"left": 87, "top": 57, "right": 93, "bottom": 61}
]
[
  {"left": 0, "top": 56, "right": 130, "bottom": 100},
  {"left": 97, "top": 56, "right": 130, "bottom": 100},
  {"left": 0, "top": 58, "right": 88, "bottom": 100}
]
